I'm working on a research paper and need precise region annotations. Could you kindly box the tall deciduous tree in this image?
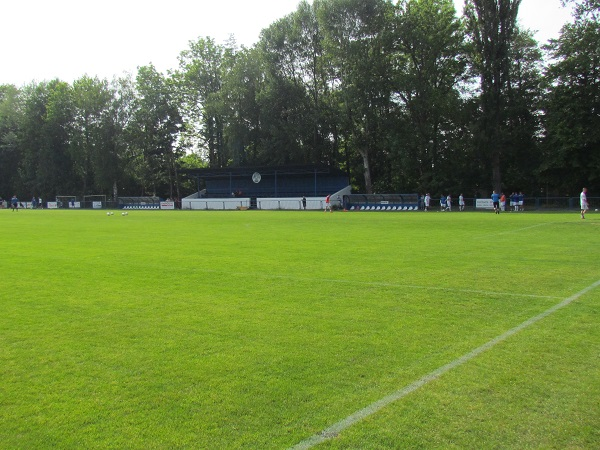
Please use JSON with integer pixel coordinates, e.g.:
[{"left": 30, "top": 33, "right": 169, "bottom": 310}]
[
  {"left": 392, "top": 0, "right": 467, "bottom": 193},
  {"left": 465, "top": 0, "right": 522, "bottom": 192},
  {"left": 219, "top": 46, "right": 264, "bottom": 165},
  {"left": 176, "top": 37, "right": 227, "bottom": 166},
  {"left": 259, "top": 10, "right": 319, "bottom": 165},
  {"left": 127, "top": 65, "right": 183, "bottom": 198},
  {"left": 541, "top": 0, "right": 600, "bottom": 192},
  {"left": 70, "top": 76, "right": 116, "bottom": 195},
  {"left": 259, "top": 1, "right": 337, "bottom": 165},
  {"left": 0, "top": 85, "right": 23, "bottom": 196},
  {"left": 19, "top": 80, "right": 76, "bottom": 200},
  {"left": 318, "top": 0, "right": 396, "bottom": 193},
  {"left": 501, "top": 28, "right": 543, "bottom": 192}
]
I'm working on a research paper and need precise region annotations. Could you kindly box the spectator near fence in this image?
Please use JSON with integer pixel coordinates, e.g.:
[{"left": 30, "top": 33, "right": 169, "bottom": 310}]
[
  {"left": 324, "top": 194, "right": 332, "bottom": 212},
  {"left": 580, "top": 188, "right": 589, "bottom": 219},
  {"left": 519, "top": 192, "right": 525, "bottom": 211},
  {"left": 491, "top": 191, "right": 500, "bottom": 214},
  {"left": 11, "top": 195, "right": 19, "bottom": 211}
]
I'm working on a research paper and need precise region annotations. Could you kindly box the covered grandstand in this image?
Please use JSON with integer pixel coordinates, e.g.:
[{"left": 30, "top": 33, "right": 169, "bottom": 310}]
[{"left": 181, "top": 165, "right": 351, "bottom": 210}]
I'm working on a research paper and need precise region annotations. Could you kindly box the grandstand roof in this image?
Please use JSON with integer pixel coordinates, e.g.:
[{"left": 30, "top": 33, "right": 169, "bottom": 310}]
[
  {"left": 181, "top": 164, "right": 349, "bottom": 198},
  {"left": 181, "top": 164, "right": 346, "bottom": 178}
]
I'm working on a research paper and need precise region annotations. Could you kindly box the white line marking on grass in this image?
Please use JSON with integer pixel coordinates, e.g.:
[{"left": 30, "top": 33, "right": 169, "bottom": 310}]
[
  {"left": 289, "top": 278, "right": 600, "bottom": 450},
  {"left": 472, "top": 222, "right": 552, "bottom": 240},
  {"left": 196, "top": 269, "right": 562, "bottom": 300},
  {"left": 319, "top": 279, "right": 563, "bottom": 300},
  {"left": 255, "top": 273, "right": 563, "bottom": 300}
]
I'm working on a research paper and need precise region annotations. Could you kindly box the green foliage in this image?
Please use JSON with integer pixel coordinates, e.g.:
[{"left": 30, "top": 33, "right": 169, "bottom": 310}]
[
  {"left": 391, "top": 0, "right": 468, "bottom": 193},
  {"left": 318, "top": 0, "right": 397, "bottom": 193},
  {"left": 175, "top": 37, "right": 229, "bottom": 166},
  {"left": 1, "top": 0, "right": 596, "bottom": 201},
  {"left": 70, "top": 76, "right": 118, "bottom": 194},
  {"left": 501, "top": 29, "right": 544, "bottom": 193},
  {"left": 541, "top": 9, "right": 600, "bottom": 193},
  {"left": 127, "top": 65, "right": 184, "bottom": 198},
  {"left": 18, "top": 80, "right": 76, "bottom": 198},
  {"left": 0, "top": 85, "right": 23, "bottom": 195},
  {"left": 259, "top": 2, "right": 338, "bottom": 166},
  {"left": 464, "top": 0, "right": 524, "bottom": 192}
]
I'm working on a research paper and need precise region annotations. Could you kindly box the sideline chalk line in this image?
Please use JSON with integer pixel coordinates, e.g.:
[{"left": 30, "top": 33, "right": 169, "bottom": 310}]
[{"left": 289, "top": 278, "right": 600, "bottom": 450}]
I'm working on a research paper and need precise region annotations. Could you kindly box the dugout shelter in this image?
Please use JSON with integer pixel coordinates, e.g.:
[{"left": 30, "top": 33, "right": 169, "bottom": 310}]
[
  {"left": 119, "top": 196, "right": 161, "bottom": 209},
  {"left": 343, "top": 193, "right": 420, "bottom": 211}
]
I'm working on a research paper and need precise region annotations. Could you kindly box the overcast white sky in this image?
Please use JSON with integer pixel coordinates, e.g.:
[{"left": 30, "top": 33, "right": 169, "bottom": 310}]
[{"left": 1, "top": 0, "right": 573, "bottom": 86}]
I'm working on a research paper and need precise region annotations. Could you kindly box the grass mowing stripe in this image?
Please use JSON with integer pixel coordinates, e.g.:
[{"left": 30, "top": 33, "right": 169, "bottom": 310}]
[
  {"left": 289, "top": 278, "right": 600, "bottom": 450},
  {"left": 191, "top": 268, "right": 562, "bottom": 300}
]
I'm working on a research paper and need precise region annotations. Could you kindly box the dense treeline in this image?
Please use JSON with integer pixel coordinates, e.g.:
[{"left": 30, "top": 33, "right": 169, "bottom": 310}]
[{"left": 0, "top": 0, "right": 598, "bottom": 202}]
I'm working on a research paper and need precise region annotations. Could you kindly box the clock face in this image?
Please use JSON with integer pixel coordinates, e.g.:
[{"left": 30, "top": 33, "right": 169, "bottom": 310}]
[{"left": 252, "top": 172, "right": 261, "bottom": 183}]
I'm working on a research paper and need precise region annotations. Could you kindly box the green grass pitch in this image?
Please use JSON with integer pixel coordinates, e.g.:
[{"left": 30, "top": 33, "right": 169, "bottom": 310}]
[{"left": 1, "top": 209, "right": 599, "bottom": 449}]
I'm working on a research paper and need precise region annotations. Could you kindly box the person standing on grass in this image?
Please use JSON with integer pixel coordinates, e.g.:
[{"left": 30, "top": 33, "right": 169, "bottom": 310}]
[
  {"left": 324, "top": 194, "right": 332, "bottom": 212},
  {"left": 518, "top": 192, "right": 525, "bottom": 211},
  {"left": 302, "top": 195, "right": 307, "bottom": 210},
  {"left": 500, "top": 193, "right": 506, "bottom": 212},
  {"left": 446, "top": 194, "right": 452, "bottom": 211},
  {"left": 11, "top": 194, "right": 19, "bottom": 212},
  {"left": 440, "top": 195, "right": 446, "bottom": 211},
  {"left": 491, "top": 190, "right": 500, "bottom": 214},
  {"left": 580, "top": 187, "right": 589, "bottom": 219},
  {"left": 458, "top": 193, "right": 465, "bottom": 211},
  {"left": 424, "top": 193, "right": 431, "bottom": 211}
]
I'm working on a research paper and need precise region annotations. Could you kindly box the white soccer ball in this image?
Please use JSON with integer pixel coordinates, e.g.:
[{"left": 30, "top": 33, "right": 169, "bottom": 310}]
[{"left": 107, "top": 212, "right": 110, "bottom": 216}]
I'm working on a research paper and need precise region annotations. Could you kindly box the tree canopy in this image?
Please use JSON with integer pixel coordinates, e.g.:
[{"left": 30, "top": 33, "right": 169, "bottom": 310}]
[{"left": 0, "top": 0, "right": 596, "bottom": 201}]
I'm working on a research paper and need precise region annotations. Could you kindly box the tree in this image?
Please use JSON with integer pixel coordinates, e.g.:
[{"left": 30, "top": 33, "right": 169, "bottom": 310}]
[
  {"left": 259, "top": 1, "right": 338, "bottom": 166},
  {"left": 256, "top": 14, "right": 313, "bottom": 166},
  {"left": 562, "top": 0, "right": 599, "bottom": 19},
  {"left": 70, "top": 76, "right": 116, "bottom": 196},
  {"left": 501, "top": 29, "right": 543, "bottom": 193},
  {"left": 541, "top": 0, "right": 600, "bottom": 192},
  {"left": 0, "top": 85, "right": 23, "bottom": 197},
  {"left": 19, "top": 80, "right": 76, "bottom": 200},
  {"left": 127, "top": 65, "right": 183, "bottom": 198},
  {"left": 391, "top": 0, "right": 467, "bottom": 193},
  {"left": 176, "top": 37, "right": 227, "bottom": 166},
  {"left": 464, "top": 0, "right": 522, "bottom": 192},
  {"left": 219, "top": 46, "right": 265, "bottom": 165},
  {"left": 318, "top": 0, "right": 396, "bottom": 193}
]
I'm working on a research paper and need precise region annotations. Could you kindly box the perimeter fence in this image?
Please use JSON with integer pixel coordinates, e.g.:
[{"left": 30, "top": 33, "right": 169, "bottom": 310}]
[{"left": 468, "top": 196, "right": 598, "bottom": 211}]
